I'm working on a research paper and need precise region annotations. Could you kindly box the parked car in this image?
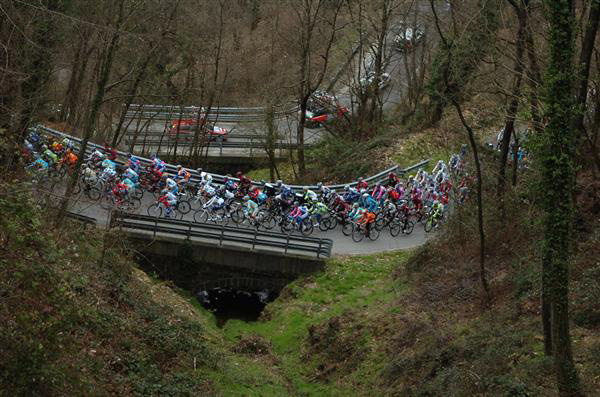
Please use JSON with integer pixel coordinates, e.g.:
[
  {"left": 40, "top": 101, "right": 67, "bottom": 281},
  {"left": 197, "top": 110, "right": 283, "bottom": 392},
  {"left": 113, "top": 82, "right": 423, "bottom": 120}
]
[
  {"left": 393, "top": 24, "right": 424, "bottom": 52},
  {"left": 166, "top": 119, "right": 228, "bottom": 141},
  {"left": 304, "top": 104, "right": 349, "bottom": 129},
  {"left": 358, "top": 71, "right": 391, "bottom": 91}
]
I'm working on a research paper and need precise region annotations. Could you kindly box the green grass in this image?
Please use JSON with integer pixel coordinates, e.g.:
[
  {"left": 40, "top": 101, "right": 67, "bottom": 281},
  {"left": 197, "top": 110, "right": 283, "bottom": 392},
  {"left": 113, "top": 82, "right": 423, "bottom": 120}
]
[{"left": 220, "top": 251, "right": 411, "bottom": 396}]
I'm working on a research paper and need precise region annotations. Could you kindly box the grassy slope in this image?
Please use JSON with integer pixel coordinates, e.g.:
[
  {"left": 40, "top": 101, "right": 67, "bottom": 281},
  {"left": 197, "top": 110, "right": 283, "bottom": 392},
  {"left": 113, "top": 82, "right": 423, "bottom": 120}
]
[{"left": 0, "top": 185, "right": 288, "bottom": 396}]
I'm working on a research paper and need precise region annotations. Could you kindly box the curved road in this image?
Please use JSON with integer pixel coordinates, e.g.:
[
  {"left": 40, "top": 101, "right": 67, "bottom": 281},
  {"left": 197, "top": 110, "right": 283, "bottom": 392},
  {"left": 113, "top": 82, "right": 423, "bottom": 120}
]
[{"left": 51, "top": 183, "right": 432, "bottom": 256}]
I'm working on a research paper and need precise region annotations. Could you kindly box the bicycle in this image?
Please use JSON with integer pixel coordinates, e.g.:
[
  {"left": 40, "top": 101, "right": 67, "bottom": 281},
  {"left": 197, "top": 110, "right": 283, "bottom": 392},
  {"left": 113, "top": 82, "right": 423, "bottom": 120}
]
[
  {"left": 352, "top": 221, "right": 380, "bottom": 242},
  {"left": 424, "top": 211, "right": 443, "bottom": 232},
  {"left": 100, "top": 191, "right": 141, "bottom": 212},
  {"left": 281, "top": 215, "right": 313, "bottom": 236},
  {"left": 389, "top": 216, "right": 415, "bottom": 237},
  {"left": 193, "top": 204, "right": 230, "bottom": 226},
  {"left": 147, "top": 197, "right": 183, "bottom": 219}
]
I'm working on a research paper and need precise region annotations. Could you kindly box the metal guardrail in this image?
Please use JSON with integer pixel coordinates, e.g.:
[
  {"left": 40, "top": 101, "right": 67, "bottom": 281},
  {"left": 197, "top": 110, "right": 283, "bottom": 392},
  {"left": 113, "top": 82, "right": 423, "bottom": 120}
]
[
  {"left": 111, "top": 211, "right": 333, "bottom": 259},
  {"left": 125, "top": 137, "right": 314, "bottom": 153},
  {"left": 37, "top": 125, "right": 430, "bottom": 193},
  {"left": 125, "top": 103, "right": 300, "bottom": 122},
  {"left": 66, "top": 211, "right": 97, "bottom": 225}
]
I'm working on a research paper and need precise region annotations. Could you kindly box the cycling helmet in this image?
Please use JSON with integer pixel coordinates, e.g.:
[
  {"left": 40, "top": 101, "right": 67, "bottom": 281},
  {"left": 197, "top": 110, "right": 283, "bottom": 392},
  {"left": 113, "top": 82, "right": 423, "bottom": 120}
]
[
  {"left": 317, "top": 182, "right": 323, "bottom": 189},
  {"left": 236, "top": 171, "right": 243, "bottom": 178},
  {"left": 196, "top": 168, "right": 202, "bottom": 173},
  {"left": 376, "top": 182, "right": 381, "bottom": 187},
  {"left": 151, "top": 154, "right": 157, "bottom": 160},
  {"left": 161, "top": 175, "right": 167, "bottom": 180},
  {"left": 177, "top": 164, "right": 182, "bottom": 170},
  {"left": 293, "top": 201, "right": 299, "bottom": 206},
  {"left": 243, "top": 195, "right": 250, "bottom": 201},
  {"left": 223, "top": 176, "right": 229, "bottom": 182},
  {"left": 360, "top": 188, "right": 366, "bottom": 194},
  {"left": 303, "top": 186, "right": 308, "bottom": 192},
  {"left": 260, "top": 179, "right": 266, "bottom": 185},
  {"left": 362, "top": 193, "right": 369, "bottom": 198},
  {"left": 384, "top": 199, "right": 390, "bottom": 205},
  {"left": 127, "top": 153, "right": 132, "bottom": 158},
  {"left": 276, "top": 180, "right": 283, "bottom": 187},
  {"left": 358, "top": 177, "right": 363, "bottom": 182},
  {"left": 42, "top": 144, "right": 48, "bottom": 151},
  {"left": 344, "top": 185, "right": 350, "bottom": 191},
  {"left": 353, "top": 202, "right": 359, "bottom": 208}
]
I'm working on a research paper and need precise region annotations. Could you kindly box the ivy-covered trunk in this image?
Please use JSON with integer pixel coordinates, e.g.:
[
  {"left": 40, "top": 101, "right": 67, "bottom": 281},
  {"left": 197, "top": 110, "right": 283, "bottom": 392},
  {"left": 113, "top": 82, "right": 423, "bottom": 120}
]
[{"left": 539, "top": 1, "right": 582, "bottom": 395}]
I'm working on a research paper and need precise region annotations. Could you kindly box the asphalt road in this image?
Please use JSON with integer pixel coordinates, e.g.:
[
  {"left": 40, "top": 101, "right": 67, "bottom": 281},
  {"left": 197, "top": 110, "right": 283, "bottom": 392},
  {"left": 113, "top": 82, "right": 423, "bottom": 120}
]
[{"left": 46, "top": 183, "right": 433, "bottom": 256}]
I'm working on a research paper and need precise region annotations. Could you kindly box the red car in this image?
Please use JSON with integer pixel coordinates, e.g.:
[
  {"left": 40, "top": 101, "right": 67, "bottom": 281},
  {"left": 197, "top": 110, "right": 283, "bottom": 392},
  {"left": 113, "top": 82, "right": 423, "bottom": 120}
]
[
  {"left": 304, "top": 104, "right": 349, "bottom": 128},
  {"left": 166, "top": 119, "right": 228, "bottom": 141}
]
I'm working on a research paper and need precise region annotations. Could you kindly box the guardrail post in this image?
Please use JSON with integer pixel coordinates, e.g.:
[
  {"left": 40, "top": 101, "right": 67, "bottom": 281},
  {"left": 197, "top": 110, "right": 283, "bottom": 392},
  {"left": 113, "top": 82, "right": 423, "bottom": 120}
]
[
  {"left": 219, "top": 139, "right": 223, "bottom": 156},
  {"left": 317, "top": 238, "right": 322, "bottom": 259},
  {"left": 219, "top": 224, "right": 225, "bottom": 246},
  {"left": 251, "top": 229, "right": 257, "bottom": 251},
  {"left": 250, "top": 136, "right": 254, "bottom": 157},
  {"left": 284, "top": 233, "right": 290, "bottom": 255},
  {"left": 154, "top": 215, "right": 157, "bottom": 238},
  {"left": 187, "top": 221, "right": 192, "bottom": 240}
]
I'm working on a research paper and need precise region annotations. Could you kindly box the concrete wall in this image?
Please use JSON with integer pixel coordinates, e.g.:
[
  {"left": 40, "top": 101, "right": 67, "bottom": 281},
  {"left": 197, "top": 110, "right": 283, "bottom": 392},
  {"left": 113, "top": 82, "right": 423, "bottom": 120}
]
[{"left": 127, "top": 235, "right": 326, "bottom": 277}]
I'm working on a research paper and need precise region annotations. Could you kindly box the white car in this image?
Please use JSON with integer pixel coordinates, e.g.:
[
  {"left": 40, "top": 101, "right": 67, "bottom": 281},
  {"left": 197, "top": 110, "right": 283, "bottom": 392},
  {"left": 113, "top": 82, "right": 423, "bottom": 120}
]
[{"left": 359, "top": 72, "right": 391, "bottom": 90}]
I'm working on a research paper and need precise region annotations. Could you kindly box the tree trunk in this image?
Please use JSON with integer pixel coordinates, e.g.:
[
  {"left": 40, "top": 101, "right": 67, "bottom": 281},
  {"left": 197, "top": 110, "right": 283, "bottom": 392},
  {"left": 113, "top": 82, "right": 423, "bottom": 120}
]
[
  {"left": 453, "top": 100, "right": 491, "bottom": 302},
  {"left": 56, "top": 0, "right": 126, "bottom": 226},
  {"left": 541, "top": 1, "right": 583, "bottom": 394},
  {"left": 573, "top": 0, "right": 600, "bottom": 173},
  {"left": 497, "top": 0, "right": 527, "bottom": 206}
]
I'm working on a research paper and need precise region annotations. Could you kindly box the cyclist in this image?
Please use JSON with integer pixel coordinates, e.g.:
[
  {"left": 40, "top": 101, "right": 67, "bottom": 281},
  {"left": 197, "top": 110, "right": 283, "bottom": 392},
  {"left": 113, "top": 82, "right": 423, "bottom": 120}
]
[
  {"left": 242, "top": 195, "right": 259, "bottom": 223},
  {"left": 290, "top": 202, "right": 310, "bottom": 229},
  {"left": 382, "top": 199, "right": 397, "bottom": 218},
  {"left": 101, "top": 157, "right": 116, "bottom": 170},
  {"left": 222, "top": 175, "right": 237, "bottom": 191},
  {"left": 42, "top": 146, "right": 59, "bottom": 171},
  {"left": 162, "top": 175, "right": 178, "bottom": 194},
  {"left": 81, "top": 165, "right": 98, "bottom": 187},
  {"left": 160, "top": 190, "right": 178, "bottom": 217},
  {"left": 60, "top": 148, "right": 78, "bottom": 173},
  {"left": 371, "top": 182, "right": 386, "bottom": 205},
  {"left": 308, "top": 201, "right": 328, "bottom": 227},
  {"left": 431, "top": 200, "right": 444, "bottom": 225},
  {"left": 342, "top": 185, "right": 359, "bottom": 203},
  {"left": 303, "top": 186, "right": 318, "bottom": 204},
  {"left": 100, "top": 165, "right": 117, "bottom": 184},
  {"left": 123, "top": 167, "right": 138, "bottom": 183},
  {"left": 103, "top": 143, "right": 117, "bottom": 161},
  {"left": 236, "top": 171, "right": 253, "bottom": 194},
  {"left": 357, "top": 209, "right": 376, "bottom": 236},
  {"left": 151, "top": 154, "right": 166, "bottom": 173},
  {"left": 263, "top": 180, "right": 277, "bottom": 198},
  {"left": 112, "top": 179, "right": 130, "bottom": 205},
  {"left": 361, "top": 193, "right": 378, "bottom": 213},
  {"left": 316, "top": 182, "right": 332, "bottom": 203},
  {"left": 356, "top": 177, "right": 368, "bottom": 191},
  {"left": 205, "top": 189, "right": 225, "bottom": 212},
  {"left": 127, "top": 153, "right": 141, "bottom": 173},
  {"left": 386, "top": 172, "right": 399, "bottom": 188},
  {"left": 175, "top": 165, "right": 191, "bottom": 191},
  {"left": 86, "top": 149, "right": 105, "bottom": 169},
  {"left": 348, "top": 202, "right": 365, "bottom": 221}
]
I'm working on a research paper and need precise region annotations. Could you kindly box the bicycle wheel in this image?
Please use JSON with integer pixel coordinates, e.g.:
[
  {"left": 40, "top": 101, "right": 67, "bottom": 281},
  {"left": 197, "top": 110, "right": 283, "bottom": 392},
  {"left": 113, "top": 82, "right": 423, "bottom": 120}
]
[
  {"left": 390, "top": 222, "right": 401, "bottom": 237},
  {"left": 72, "top": 180, "right": 81, "bottom": 195},
  {"left": 190, "top": 196, "right": 203, "bottom": 211},
  {"left": 177, "top": 199, "right": 191, "bottom": 215},
  {"left": 281, "top": 218, "right": 293, "bottom": 234},
  {"left": 231, "top": 208, "right": 244, "bottom": 224},
  {"left": 342, "top": 221, "right": 353, "bottom": 236},
  {"left": 259, "top": 212, "right": 276, "bottom": 230},
  {"left": 128, "top": 198, "right": 142, "bottom": 212},
  {"left": 327, "top": 215, "right": 338, "bottom": 230},
  {"left": 100, "top": 195, "right": 114, "bottom": 210},
  {"left": 375, "top": 215, "right": 387, "bottom": 231},
  {"left": 132, "top": 186, "right": 144, "bottom": 200},
  {"left": 321, "top": 217, "right": 331, "bottom": 231},
  {"left": 424, "top": 217, "right": 434, "bottom": 233},
  {"left": 352, "top": 226, "right": 364, "bottom": 242},
  {"left": 147, "top": 203, "right": 162, "bottom": 217},
  {"left": 193, "top": 210, "right": 207, "bottom": 223},
  {"left": 85, "top": 187, "right": 101, "bottom": 201},
  {"left": 215, "top": 208, "right": 230, "bottom": 226},
  {"left": 402, "top": 220, "right": 414, "bottom": 235},
  {"left": 367, "top": 227, "right": 380, "bottom": 241},
  {"left": 300, "top": 218, "right": 314, "bottom": 236}
]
